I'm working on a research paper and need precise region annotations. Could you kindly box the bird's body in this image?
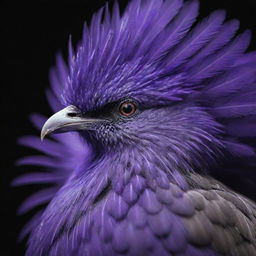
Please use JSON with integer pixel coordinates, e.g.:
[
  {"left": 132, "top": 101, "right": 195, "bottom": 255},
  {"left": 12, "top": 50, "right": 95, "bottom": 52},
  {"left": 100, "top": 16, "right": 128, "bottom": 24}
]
[
  {"left": 26, "top": 153, "right": 256, "bottom": 255},
  {"left": 15, "top": 0, "right": 256, "bottom": 255}
]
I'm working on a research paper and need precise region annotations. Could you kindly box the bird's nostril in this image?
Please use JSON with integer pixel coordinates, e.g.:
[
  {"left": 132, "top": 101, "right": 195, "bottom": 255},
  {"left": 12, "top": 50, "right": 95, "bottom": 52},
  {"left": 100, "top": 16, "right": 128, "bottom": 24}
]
[{"left": 67, "top": 112, "right": 78, "bottom": 117}]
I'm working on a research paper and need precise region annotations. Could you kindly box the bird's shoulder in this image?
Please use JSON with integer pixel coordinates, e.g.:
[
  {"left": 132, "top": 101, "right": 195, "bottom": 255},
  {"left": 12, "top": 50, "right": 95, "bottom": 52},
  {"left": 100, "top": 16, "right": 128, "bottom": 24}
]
[{"left": 182, "top": 173, "right": 256, "bottom": 255}]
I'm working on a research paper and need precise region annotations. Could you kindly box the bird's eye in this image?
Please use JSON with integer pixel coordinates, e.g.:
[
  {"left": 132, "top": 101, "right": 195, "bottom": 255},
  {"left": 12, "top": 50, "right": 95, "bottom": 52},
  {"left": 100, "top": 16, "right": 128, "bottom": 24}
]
[{"left": 119, "top": 101, "right": 137, "bottom": 117}]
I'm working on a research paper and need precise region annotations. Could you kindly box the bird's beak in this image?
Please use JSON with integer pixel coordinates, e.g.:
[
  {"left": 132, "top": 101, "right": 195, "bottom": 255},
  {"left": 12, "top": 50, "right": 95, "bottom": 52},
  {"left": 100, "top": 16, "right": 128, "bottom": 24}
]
[{"left": 40, "top": 105, "right": 103, "bottom": 140}]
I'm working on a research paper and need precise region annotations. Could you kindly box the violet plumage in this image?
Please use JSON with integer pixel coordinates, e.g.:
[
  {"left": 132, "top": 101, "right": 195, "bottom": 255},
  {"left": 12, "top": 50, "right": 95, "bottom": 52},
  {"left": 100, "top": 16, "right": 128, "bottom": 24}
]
[{"left": 15, "top": 0, "right": 256, "bottom": 255}]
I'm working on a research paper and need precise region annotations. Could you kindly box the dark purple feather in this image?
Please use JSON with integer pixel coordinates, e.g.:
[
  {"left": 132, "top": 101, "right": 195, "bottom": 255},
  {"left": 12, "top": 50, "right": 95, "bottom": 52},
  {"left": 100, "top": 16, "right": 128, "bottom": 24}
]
[
  {"left": 224, "top": 141, "right": 255, "bottom": 157},
  {"left": 204, "top": 65, "right": 256, "bottom": 98},
  {"left": 18, "top": 210, "right": 44, "bottom": 241},
  {"left": 225, "top": 118, "right": 256, "bottom": 137},
  {"left": 233, "top": 51, "right": 256, "bottom": 66},
  {"left": 46, "top": 89, "right": 63, "bottom": 112},
  {"left": 150, "top": 0, "right": 199, "bottom": 60},
  {"left": 134, "top": 0, "right": 183, "bottom": 58},
  {"left": 166, "top": 10, "right": 226, "bottom": 70},
  {"left": 29, "top": 113, "right": 46, "bottom": 130},
  {"left": 213, "top": 103, "right": 256, "bottom": 118},
  {"left": 186, "top": 19, "right": 240, "bottom": 69},
  {"left": 18, "top": 188, "right": 58, "bottom": 214},
  {"left": 189, "top": 30, "right": 251, "bottom": 81},
  {"left": 212, "top": 89, "right": 256, "bottom": 118}
]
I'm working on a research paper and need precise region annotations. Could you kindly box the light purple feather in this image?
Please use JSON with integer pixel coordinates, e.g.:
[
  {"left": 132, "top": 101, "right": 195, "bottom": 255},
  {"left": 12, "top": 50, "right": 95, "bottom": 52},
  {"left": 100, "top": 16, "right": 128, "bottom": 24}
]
[
  {"left": 12, "top": 172, "right": 63, "bottom": 186},
  {"left": 18, "top": 135, "right": 65, "bottom": 157},
  {"left": 16, "top": 155, "right": 59, "bottom": 168}
]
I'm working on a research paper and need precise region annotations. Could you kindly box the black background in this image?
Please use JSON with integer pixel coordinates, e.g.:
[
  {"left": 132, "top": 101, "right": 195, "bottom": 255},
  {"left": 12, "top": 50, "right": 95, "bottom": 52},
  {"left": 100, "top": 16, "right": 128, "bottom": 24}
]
[{"left": 2, "top": 0, "right": 256, "bottom": 255}]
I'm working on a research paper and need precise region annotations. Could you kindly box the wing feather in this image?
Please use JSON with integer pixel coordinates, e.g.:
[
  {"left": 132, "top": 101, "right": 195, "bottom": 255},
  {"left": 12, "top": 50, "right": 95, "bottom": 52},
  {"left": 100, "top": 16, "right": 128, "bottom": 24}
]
[{"left": 184, "top": 174, "right": 256, "bottom": 255}]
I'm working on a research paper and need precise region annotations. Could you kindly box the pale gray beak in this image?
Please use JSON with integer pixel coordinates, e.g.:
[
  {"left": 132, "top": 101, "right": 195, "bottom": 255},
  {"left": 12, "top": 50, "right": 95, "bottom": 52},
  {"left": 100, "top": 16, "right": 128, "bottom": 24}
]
[{"left": 41, "top": 105, "right": 104, "bottom": 140}]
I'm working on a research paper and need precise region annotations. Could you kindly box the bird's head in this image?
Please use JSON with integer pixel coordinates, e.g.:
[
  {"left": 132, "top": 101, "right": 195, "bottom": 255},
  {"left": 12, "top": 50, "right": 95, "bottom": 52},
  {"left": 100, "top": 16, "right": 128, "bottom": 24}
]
[
  {"left": 41, "top": 0, "right": 256, "bottom": 173},
  {"left": 41, "top": 92, "right": 222, "bottom": 171}
]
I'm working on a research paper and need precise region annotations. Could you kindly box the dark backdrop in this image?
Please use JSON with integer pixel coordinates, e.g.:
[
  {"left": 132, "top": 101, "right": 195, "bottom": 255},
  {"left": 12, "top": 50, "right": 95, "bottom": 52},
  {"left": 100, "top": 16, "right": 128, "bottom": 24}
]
[{"left": 2, "top": 0, "right": 256, "bottom": 255}]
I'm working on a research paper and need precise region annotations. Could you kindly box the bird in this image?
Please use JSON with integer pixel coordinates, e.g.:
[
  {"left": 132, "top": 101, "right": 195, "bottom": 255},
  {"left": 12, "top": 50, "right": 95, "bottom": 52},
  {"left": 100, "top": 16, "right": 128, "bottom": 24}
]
[{"left": 14, "top": 0, "right": 256, "bottom": 255}]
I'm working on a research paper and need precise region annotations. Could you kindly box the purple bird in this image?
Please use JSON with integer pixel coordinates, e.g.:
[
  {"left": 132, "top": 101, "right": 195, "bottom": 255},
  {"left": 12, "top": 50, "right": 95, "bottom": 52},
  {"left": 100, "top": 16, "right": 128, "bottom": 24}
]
[{"left": 14, "top": 0, "right": 256, "bottom": 255}]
